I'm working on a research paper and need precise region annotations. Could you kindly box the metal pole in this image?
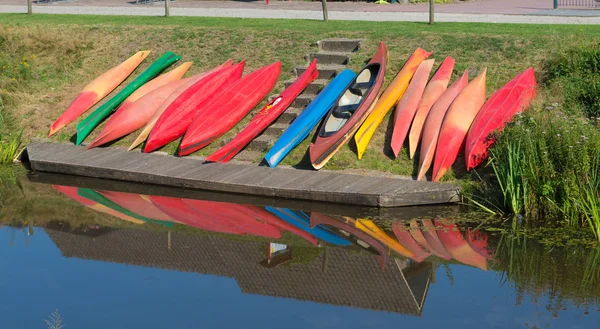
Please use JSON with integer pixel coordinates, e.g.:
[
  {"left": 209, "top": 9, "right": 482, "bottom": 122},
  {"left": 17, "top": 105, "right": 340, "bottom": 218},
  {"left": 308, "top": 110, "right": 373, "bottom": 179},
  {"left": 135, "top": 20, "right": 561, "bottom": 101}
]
[
  {"left": 321, "top": 0, "right": 328, "bottom": 22},
  {"left": 429, "top": 0, "right": 434, "bottom": 25},
  {"left": 553, "top": 0, "right": 558, "bottom": 9},
  {"left": 164, "top": 0, "right": 170, "bottom": 17},
  {"left": 27, "top": 0, "right": 32, "bottom": 15},
  {"left": 167, "top": 230, "right": 172, "bottom": 251}
]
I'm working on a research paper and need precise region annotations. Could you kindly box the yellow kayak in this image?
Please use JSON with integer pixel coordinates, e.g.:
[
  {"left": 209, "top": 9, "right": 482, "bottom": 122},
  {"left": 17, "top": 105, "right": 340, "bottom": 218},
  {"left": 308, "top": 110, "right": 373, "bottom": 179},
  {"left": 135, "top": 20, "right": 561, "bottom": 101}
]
[
  {"left": 354, "top": 48, "right": 431, "bottom": 159},
  {"left": 355, "top": 219, "right": 416, "bottom": 259}
]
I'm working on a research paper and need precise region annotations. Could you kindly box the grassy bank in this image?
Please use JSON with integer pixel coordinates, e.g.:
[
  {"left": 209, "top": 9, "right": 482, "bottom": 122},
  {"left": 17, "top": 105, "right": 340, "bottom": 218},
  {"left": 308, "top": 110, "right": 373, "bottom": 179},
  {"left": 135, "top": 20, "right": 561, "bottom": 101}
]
[{"left": 2, "top": 14, "right": 600, "bottom": 178}]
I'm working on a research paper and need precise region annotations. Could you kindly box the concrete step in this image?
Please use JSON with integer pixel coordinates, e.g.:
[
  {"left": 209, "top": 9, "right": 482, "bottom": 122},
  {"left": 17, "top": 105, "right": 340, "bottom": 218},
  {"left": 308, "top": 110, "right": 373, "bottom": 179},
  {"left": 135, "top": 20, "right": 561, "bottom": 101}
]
[
  {"left": 264, "top": 122, "right": 289, "bottom": 136},
  {"left": 307, "top": 51, "right": 351, "bottom": 65},
  {"left": 275, "top": 107, "right": 304, "bottom": 124},
  {"left": 232, "top": 149, "right": 263, "bottom": 163},
  {"left": 317, "top": 38, "right": 362, "bottom": 53},
  {"left": 296, "top": 64, "right": 346, "bottom": 80},
  {"left": 247, "top": 134, "right": 274, "bottom": 152},
  {"left": 284, "top": 78, "right": 329, "bottom": 95},
  {"left": 291, "top": 94, "right": 315, "bottom": 108}
]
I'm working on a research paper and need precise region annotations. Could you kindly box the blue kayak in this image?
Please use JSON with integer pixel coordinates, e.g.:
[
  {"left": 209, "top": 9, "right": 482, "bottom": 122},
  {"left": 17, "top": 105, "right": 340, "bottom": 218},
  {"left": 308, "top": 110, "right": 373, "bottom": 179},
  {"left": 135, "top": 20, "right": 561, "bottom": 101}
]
[
  {"left": 264, "top": 69, "right": 357, "bottom": 167},
  {"left": 265, "top": 207, "right": 351, "bottom": 246}
]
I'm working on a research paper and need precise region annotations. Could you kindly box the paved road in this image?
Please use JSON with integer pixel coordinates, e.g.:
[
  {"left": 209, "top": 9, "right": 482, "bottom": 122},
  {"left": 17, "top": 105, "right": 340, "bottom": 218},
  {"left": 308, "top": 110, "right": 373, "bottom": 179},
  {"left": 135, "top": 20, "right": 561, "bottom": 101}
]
[{"left": 1, "top": 2, "right": 600, "bottom": 24}]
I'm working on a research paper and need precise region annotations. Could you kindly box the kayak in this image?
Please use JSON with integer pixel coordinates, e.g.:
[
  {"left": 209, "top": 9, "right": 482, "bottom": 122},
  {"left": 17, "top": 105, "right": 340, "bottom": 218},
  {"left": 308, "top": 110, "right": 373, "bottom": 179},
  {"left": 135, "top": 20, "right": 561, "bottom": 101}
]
[
  {"left": 434, "top": 220, "right": 487, "bottom": 270},
  {"left": 432, "top": 68, "right": 487, "bottom": 182},
  {"left": 265, "top": 207, "right": 351, "bottom": 246},
  {"left": 206, "top": 59, "right": 318, "bottom": 163},
  {"left": 76, "top": 51, "right": 181, "bottom": 145},
  {"left": 86, "top": 63, "right": 193, "bottom": 149},
  {"left": 49, "top": 51, "right": 150, "bottom": 136},
  {"left": 465, "top": 67, "right": 536, "bottom": 170},
  {"left": 420, "top": 219, "right": 452, "bottom": 260},
  {"left": 407, "top": 219, "right": 440, "bottom": 257},
  {"left": 97, "top": 190, "right": 176, "bottom": 222},
  {"left": 309, "top": 42, "right": 388, "bottom": 169},
  {"left": 53, "top": 185, "right": 145, "bottom": 224},
  {"left": 178, "top": 61, "right": 282, "bottom": 156},
  {"left": 311, "top": 213, "right": 389, "bottom": 269},
  {"left": 243, "top": 205, "right": 318, "bottom": 246},
  {"left": 355, "top": 219, "right": 416, "bottom": 259},
  {"left": 143, "top": 62, "right": 245, "bottom": 153},
  {"left": 128, "top": 60, "right": 233, "bottom": 151},
  {"left": 355, "top": 48, "right": 431, "bottom": 159},
  {"left": 264, "top": 69, "right": 356, "bottom": 168},
  {"left": 80, "top": 189, "right": 174, "bottom": 227},
  {"left": 407, "top": 57, "right": 455, "bottom": 159},
  {"left": 391, "top": 221, "right": 431, "bottom": 262},
  {"left": 417, "top": 70, "right": 469, "bottom": 181},
  {"left": 112, "top": 62, "right": 192, "bottom": 115},
  {"left": 183, "top": 199, "right": 281, "bottom": 238},
  {"left": 390, "top": 59, "right": 435, "bottom": 158}
]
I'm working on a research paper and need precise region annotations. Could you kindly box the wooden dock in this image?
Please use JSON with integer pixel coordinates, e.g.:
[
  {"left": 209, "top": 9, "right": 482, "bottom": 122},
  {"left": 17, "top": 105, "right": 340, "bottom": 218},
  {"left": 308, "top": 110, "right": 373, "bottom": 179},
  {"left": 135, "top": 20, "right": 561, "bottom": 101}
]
[{"left": 24, "top": 141, "right": 460, "bottom": 208}]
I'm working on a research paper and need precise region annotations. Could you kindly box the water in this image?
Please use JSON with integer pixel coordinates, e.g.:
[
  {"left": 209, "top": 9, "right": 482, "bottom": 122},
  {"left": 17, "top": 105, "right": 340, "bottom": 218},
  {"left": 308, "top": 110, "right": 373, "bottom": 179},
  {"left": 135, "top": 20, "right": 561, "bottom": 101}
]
[{"left": 1, "top": 170, "right": 599, "bottom": 329}]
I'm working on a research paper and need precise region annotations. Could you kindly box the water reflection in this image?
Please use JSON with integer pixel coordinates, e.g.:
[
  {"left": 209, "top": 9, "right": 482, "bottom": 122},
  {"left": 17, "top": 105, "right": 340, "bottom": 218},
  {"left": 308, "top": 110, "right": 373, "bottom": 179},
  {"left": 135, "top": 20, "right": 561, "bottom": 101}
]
[{"left": 1, "top": 171, "right": 599, "bottom": 328}]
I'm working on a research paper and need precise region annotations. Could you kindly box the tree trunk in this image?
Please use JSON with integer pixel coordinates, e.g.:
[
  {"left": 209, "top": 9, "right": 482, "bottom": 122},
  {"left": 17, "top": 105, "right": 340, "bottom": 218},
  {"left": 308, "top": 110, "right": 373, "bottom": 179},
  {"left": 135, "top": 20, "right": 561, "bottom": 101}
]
[
  {"left": 429, "top": 0, "right": 434, "bottom": 25},
  {"left": 165, "top": 0, "right": 170, "bottom": 17},
  {"left": 321, "top": 0, "right": 328, "bottom": 22},
  {"left": 27, "top": 0, "right": 32, "bottom": 15}
]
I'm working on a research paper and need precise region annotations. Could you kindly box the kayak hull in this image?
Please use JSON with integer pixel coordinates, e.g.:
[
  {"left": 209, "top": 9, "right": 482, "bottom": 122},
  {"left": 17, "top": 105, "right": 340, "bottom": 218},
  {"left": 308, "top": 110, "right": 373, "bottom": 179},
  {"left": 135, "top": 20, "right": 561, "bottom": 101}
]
[
  {"left": 179, "top": 61, "right": 282, "bottom": 156},
  {"left": 417, "top": 70, "right": 469, "bottom": 181},
  {"left": 390, "top": 59, "right": 435, "bottom": 158},
  {"left": 432, "top": 68, "right": 487, "bottom": 182},
  {"left": 49, "top": 51, "right": 150, "bottom": 136},
  {"left": 354, "top": 48, "right": 431, "bottom": 159},
  {"left": 408, "top": 56, "right": 455, "bottom": 159},
  {"left": 144, "top": 62, "right": 244, "bottom": 153},
  {"left": 465, "top": 67, "right": 536, "bottom": 170}
]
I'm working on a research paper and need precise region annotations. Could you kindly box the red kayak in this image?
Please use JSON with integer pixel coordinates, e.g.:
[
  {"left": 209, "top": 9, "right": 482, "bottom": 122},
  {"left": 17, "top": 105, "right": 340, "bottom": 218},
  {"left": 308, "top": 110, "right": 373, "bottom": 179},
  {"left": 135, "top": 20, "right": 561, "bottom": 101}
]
[
  {"left": 143, "top": 63, "right": 245, "bottom": 153},
  {"left": 311, "top": 213, "right": 389, "bottom": 269},
  {"left": 418, "top": 219, "right": 452, "bottom": 260},
  {"left": 466, "top": 228, "right": 495, "bottom": 260},
  {"left": 245, "top": 205, "right": 318, "bottom": 246},
  {"left": 183, "top": 199, "right": 282, "bottom": 238},
  {"left": 465, "top": 67, "right": 536, "bottom": 170},
  {"left": 206, "top": 60, "right": 318, "bottom": 163},
  {"left": 179, "top": 61, "right": 282, "bottom": 156}
]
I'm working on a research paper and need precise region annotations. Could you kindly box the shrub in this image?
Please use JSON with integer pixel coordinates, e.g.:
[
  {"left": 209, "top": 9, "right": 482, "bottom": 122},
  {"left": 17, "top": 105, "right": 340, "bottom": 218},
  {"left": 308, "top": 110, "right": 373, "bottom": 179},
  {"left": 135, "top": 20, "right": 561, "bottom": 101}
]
[
  {"left": 487, "top": 108, "right": 600, "bottom": 240},
  {"left": 544, "top": 44, "right": 600, "bottom": 118}
]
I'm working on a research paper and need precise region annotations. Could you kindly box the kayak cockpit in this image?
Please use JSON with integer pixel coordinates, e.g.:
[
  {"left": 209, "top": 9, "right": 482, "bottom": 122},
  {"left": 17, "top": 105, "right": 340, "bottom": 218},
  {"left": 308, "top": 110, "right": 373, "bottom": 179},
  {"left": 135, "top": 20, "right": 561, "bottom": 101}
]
[{"left": 320, "top": 63, "right": 380, "bottom": 137}]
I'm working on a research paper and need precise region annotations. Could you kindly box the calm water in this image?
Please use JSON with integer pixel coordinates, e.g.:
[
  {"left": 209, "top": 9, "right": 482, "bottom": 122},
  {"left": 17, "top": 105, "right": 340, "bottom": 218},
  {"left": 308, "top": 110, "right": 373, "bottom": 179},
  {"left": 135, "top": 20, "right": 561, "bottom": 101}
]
[{"left": 0, "top": 171, "right": 598, "bottom": 329}]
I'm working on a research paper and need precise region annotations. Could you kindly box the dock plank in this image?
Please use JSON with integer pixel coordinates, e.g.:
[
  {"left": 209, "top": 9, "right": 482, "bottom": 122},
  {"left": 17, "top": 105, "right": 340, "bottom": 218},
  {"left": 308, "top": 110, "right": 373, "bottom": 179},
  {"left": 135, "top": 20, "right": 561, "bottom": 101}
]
[{"left": 25, "top": 141, "right": 460, "bottom": 207}]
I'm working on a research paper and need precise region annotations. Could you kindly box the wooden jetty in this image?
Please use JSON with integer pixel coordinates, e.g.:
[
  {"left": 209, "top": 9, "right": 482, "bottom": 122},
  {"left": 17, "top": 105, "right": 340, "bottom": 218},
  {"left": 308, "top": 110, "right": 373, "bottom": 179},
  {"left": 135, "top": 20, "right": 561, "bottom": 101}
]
[{"left": 24, "top": 141, "right": 460, "bottom": 208}]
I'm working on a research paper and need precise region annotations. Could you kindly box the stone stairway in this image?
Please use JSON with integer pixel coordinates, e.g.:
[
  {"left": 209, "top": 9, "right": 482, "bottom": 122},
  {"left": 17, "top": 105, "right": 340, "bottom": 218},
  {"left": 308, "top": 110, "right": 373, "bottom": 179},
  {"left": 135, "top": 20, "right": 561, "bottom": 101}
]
[{"left": 230, "top": 38, "right": 362, "bottom": 162}]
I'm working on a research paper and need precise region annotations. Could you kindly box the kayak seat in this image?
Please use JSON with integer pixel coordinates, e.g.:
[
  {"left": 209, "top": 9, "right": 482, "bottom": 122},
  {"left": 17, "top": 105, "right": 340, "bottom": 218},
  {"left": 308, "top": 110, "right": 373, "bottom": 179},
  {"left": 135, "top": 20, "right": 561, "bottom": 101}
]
[{"left": 332, "top": 103, "right": 360, "bottom": 119}]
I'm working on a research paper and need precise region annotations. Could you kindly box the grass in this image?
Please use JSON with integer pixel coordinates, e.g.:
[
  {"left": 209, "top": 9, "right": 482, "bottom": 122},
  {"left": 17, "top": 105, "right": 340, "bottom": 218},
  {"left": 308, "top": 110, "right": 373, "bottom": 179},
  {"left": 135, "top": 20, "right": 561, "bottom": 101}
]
[{"left": 2, "top": 14, "right": 600, "bottom": 178}]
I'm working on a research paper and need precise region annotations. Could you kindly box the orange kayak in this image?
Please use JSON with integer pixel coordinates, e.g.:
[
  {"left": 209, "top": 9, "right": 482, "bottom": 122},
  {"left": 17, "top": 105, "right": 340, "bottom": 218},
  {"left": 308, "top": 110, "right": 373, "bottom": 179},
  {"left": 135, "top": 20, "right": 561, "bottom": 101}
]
[
  {"left": 407, "top": 56, "right": 455, "bottom": 159},
  {"left": 356, "top": 219, "right": 416, "bottom": 260},
  {"left": 432, "top": 68, "right": 486, "bottom": 182},
  {"left": 417, "top": 70, "right": 469, "bottom": 181},
  {"left": 390, "top": 59, "right": 435, "bottom": 158},
  {"left": 391, "top": 221, "right": 430, "bottom": 262},
  {"left": 354, "top": 48, "right": 431, "bottom": 159},
  {"left": 420, "top": 219, "right": 452, "bottom": 260},
  {"left": 49, "top": 51, "right": 150, "bottom": 136}
]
